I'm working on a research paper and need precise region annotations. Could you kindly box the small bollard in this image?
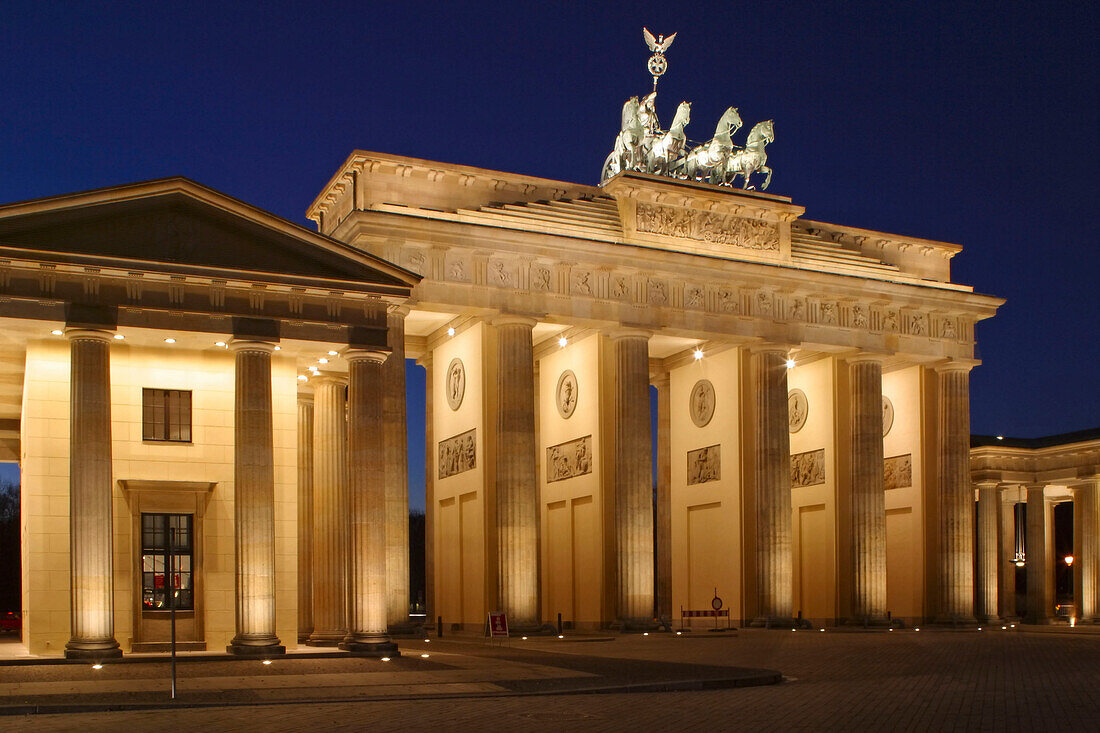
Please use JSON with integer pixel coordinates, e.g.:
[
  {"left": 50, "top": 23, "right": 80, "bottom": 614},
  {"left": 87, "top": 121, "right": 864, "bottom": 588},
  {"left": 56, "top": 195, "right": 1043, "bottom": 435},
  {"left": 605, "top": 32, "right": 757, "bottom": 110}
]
[
  {"left": 557, "top": 612, "right": 563, "bottom": 635},
  {"left": 437, "top": 615, "right": 443, "bottom": 638}
]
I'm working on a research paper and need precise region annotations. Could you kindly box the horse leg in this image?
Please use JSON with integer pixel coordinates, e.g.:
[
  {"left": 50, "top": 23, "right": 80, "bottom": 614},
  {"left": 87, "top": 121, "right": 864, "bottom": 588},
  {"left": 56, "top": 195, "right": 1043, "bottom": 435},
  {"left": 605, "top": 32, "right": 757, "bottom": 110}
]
[{"left": 760, "top": 165, "right": 773, "bottom": 190}]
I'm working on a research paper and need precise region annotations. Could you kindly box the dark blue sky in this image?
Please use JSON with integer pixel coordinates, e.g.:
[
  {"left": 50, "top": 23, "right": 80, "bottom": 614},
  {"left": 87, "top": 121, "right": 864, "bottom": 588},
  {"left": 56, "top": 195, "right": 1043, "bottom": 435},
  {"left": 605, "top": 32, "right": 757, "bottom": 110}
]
[{"left": 1, "top": 2, "right": 1096, "bottom": 503}]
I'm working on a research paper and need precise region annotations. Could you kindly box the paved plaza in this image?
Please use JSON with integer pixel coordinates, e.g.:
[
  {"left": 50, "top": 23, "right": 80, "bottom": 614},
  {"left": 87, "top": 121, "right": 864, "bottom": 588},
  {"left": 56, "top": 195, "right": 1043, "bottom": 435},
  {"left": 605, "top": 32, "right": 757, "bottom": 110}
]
[{"left": 1, "top": 627, "right": 1098, "bottom": 731}]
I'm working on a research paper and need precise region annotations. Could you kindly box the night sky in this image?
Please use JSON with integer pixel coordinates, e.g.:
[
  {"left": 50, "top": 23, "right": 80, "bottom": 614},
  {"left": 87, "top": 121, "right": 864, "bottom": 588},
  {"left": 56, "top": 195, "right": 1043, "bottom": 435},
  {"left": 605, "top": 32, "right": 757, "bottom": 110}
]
[{"left": 1, "top": 2, "right": 1096, "bottom": 508}]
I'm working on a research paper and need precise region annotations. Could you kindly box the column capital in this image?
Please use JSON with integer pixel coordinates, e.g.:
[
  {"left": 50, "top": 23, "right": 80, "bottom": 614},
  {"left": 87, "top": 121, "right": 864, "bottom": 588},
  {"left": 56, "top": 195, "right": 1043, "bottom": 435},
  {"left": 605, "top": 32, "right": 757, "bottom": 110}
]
[
  {"left": 387, "top": 303, "right": 411, "bottom": 318},
  {"left": 933, "top": 359, "right": 977, "bottom": 375},
  {"left": 313, "top": 372, "right": 349, "bottom": 386},
  {"left": 64, "top": 328, "right": 114, "bottom": 343},
  {"left": 297, "top": 392, "right": 315, "bottom": 405},
  {"left": 606, "top": 327, "right": 651, "bottom": 342},
  {"left": 746, "top": 341, "right": 795, "bottom": 356},
  {"left": 845, "top": 352, "right": 887, "bottom": 366},
  {"left": 342, "top": 348, "right": 388, "bottom": 364},
  {"left": 491, "top": 313, "right": 538, "bottom": 329},
  {"left": 650, "top": 371, "right": 671, "bottom": 389},
  {"left": 228, "top": 339, "right": 276, "bottom": 355}
]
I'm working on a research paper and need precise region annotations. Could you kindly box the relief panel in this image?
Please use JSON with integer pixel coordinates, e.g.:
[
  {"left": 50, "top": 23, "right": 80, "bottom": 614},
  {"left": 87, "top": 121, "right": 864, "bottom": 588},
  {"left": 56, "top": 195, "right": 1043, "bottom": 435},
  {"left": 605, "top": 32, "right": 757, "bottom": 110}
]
[
  {"left": 791, "top": 449, "right": 826, "bottom": 488},
  {"left": 687, "top": 445, "right": 721, "bottom": 486},
  {"left": 438, "top": 428, "right": 476, "bottom": 479},
  {"left": 547, "top": 435, "right": 593, "bottom": 483}
]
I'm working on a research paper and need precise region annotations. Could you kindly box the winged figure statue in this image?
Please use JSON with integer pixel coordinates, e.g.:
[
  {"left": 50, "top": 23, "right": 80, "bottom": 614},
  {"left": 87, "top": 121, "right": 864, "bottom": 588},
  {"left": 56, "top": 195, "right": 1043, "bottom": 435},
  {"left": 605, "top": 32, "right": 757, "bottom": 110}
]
[{"left": 643, "top": 28, "right": 676, "bottom": 54}]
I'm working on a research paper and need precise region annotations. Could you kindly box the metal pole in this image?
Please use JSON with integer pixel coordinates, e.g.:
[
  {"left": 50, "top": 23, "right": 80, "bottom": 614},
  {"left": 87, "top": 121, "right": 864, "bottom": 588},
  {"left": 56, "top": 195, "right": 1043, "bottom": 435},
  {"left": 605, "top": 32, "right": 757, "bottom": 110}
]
[{"left": 169, "top": 525, "right": 177, "bottom": 701}]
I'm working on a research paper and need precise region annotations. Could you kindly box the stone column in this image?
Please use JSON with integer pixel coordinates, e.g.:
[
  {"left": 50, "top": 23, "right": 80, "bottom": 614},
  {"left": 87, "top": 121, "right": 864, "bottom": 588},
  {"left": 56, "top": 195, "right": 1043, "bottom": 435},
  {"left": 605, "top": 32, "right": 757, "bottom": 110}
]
[
  {"left": 653, "top": 372, "right": 672, "bottom": 622},
  {"left": 847, "top": 355, "right": 887, "bottom": 624},
  {"left": 998, "top": 490, "right": 1018, "bottom": 620},
  {"left": 976, "top": 482, "right": 1000, "bottom": 622},
  {"left": 308, "top": 376, "right": 348, "bottom": 645},
  {"left": 611, "top": 330, "right": 655, "bottom": 628},
  {"left": 228, "top": 340, "right": 284, "bottom": 655},
  {"left": 751, "top": 346, "right": 794, "bottom": 626},
  {"left": 1074, "top": 479, "right": 1098, "bottom": 623},
  {"left": 296, "top": 394, "right": 314, "bottom": 643},
  {"left": 422, "top": 354, "right": 435, "bottom": 623},
  {"left": 65, "top": 329, "right": 121, "bottom": 659},
  {"left": 493, "top": 315, "right": 540, "bottom": 628},
  {"left": 384, "top": 307, "right": 411, "bottom": 630},
  {"left": 1025, "top": 484, "right": 1050, "bottom": 624},
  {"left": 342, "top": 350, "right": 398, "bottom": 654},
  {"left": 935, "top": 362, "right": 975, "bottom": 623}
]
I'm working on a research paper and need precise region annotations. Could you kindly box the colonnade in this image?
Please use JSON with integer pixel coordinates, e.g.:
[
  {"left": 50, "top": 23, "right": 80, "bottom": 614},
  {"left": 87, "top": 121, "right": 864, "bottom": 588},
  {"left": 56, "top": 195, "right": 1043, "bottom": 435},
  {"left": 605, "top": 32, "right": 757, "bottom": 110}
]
[{"left": 973, "top": 479, "right": 1100, "bottom": 624}]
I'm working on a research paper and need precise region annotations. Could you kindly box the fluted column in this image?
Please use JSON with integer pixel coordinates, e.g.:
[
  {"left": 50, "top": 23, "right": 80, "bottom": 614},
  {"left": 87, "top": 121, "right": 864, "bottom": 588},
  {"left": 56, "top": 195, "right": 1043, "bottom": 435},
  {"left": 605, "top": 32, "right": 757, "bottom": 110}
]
[
  {"left": 847, "top": 355, "right": 887, "bottom": 624},
  {"left": 65, "top": 329, "right": 121, "bottom": 659},
  {"left": 751, "top": 346, "right": 793, "bottom": 626},
  {"left": 342, "top": 350, "right": 398, "bottom": 654},
  {"left": 653, "top": 372, "right": 672, "bottom": 622},
  {"left": 998, "top": 490, "right": 1018, "bottom": 620},
  {"left": 493, "top": 315, "right": 540, "bottom": 628},
  {"left": 935, "top": 362, "right": 975, "bottom": 622},
  {"left": 1025, "top": 484, "right": 1050, "bottom": 623},
  {"left": 384, "top": 307, "right": 410, "bottom": 629},
  {"left": 611, "top": 329, "right": 655, "bottom": 628},
  {"left": 228, "top": 340, "right": 284, "bottom": 655},
  {"left": 1074, "top": 480, "right": 1098, "bottom": 623},
  {"left": 296, "top": 394, "right": 314, "bottom": 643},
  {"left": 308, "top": 376, "right": 348, "bottom": 645},
  {"left": 422, "top": 353, "right": 435, "bottom": 623},
  {"left": 976, "top": 482, "right": 1001, "bottom": 621}
]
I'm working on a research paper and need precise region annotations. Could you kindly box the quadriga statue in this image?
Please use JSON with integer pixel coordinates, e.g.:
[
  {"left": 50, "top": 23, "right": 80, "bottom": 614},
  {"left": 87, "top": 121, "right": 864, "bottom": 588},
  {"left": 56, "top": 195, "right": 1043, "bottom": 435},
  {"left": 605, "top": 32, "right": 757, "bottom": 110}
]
[{"left": 645, "top": 100, "right": 691, "bottom": 176}]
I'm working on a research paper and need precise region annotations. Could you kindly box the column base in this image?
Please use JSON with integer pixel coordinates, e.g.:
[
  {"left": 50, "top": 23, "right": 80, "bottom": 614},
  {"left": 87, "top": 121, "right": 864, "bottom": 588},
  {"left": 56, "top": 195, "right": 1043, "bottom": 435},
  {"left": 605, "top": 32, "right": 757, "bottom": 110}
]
[
  {"left": 749, "top": 617, "right": 806, "bottom": 629},
  {"left": 306, "top": 630, "right": 346, "bottom": 647},
  {"left": 297, "top": 631, "right": 312, "bottom": 644},
  {"left": 386, "top": 620, "right": 427, "bottom": 637},
  {"left": 339, "top": 634, "right": 399, "bottom": 657},
  {"left": 64, "top": 638, "right": 122, "bottom": 660},
  {"left": 227, "top": 633, "right": 285, "bottom": 656},
  {"left": 843, "top": 615, "right": 894, "bottom": 627},
  {"left": 931, "top": 615, "right": 979, "bottom": 627}
]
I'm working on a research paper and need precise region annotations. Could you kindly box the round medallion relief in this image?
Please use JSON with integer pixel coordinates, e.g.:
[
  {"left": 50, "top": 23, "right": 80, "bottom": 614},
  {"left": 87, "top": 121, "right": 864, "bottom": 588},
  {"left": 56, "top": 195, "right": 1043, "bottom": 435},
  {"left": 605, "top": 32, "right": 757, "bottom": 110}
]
[
  {"left": 445, "top": 358, "right": 466, "bottom": 411},
  {"left": 556, "top": 370, "right": 578, "bottom": 419},
  {"left": 788, "top": 389, "right": 808, "bottom": 433},
  {"left": 882, "top": 396, "right": 895, "bottom": 437},
  {"left": 689, "top": 379, "right": 715, "bottom": 428}
]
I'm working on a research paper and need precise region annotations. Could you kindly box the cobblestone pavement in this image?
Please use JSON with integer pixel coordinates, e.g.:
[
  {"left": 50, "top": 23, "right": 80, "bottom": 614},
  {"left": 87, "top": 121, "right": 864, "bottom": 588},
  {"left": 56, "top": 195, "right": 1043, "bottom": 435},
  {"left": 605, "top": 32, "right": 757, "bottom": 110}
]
[{"left": 4, "top": 628, "right": 1099, "bottom": 732}]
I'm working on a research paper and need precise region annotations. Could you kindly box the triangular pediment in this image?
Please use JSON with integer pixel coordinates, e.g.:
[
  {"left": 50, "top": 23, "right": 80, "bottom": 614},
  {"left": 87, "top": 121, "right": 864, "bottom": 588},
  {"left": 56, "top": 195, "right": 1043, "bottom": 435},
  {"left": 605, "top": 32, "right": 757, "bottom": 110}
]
[{"left": 0, "top": 177, "right": 418, "bottom": 291}]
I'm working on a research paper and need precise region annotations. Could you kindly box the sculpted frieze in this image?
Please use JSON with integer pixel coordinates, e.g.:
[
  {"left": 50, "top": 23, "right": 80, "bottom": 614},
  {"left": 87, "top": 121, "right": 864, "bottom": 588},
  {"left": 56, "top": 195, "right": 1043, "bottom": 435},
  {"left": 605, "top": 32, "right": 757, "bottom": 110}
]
[
  {"left": 439, "top": 428, "right": 476, "bottom": 479},
  {"left": 684, "top": 285, "right": 704, "bottom": 309},
  {"left": 531, "top": 264, "right": 551, "bottom": 291},
  {"left": 687, "top": 445, "right": 721, "bottom": 485},
  {"left": 884, "top": 454, "right": 912, "bottom": 490},
  {"left": 790, "top": 449, "right": 825, "bottom": 488},
  {"left": 648, "top": 279, "right": 668, "bottom": 305},
  {"left": 635, "top": 203, "right": 779, "bottom": 251},
  {"left": 547, "top": 435, "right": 593, "bottom": 483}
]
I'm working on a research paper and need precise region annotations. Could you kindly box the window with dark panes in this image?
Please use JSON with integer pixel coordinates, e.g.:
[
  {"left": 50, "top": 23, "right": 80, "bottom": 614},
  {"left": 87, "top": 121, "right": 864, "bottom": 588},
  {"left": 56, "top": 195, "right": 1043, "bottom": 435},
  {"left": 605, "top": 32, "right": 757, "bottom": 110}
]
[
  {"left": 142, "top": 388, "right": 192, "bottom": 442},
  {"left": 141, "top": 513, "right": 194, "bottom": 610}
]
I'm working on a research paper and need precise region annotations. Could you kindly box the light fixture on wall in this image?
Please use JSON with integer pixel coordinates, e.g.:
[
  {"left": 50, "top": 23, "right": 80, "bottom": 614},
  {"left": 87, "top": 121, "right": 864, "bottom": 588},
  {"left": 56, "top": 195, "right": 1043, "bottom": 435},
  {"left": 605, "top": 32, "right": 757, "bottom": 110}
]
[
  {"left": 693, "top": 348, "right": 704, "bottom": 360},
  {"left": 447, "top": 327, "right": 455, "bottom": 337},
  {"left": 273, "top": 346, "right": 281, "bottom": 351},
  {"left": 558, "top": 336, "right": 568, "bottom": 348},
  {"left": 215, "top": 341, "right": 226, "bottom": 347},
  {"left": 164, "top": 338, "right": 176, "bottom": 344},
  {"left": 328, "top": 350, "right": 338, "bottom": 356},
  {"left": 786, "top": 358, "right": 796, "bottom": 369},
  {"left": 1065, "top": 555, "right": 1074, "bottom": 566},
  {"left": 113, "top": 334, "right": 125, "bottom": 340},
  {"left": 318, "top": 358, "right": 329, "bottom": 364},
  {"left": 50, "top": 330, "right": 63, "bottom": 336},
  {"left": 297, "top": 375, "right": 308, "bottom": 382}
]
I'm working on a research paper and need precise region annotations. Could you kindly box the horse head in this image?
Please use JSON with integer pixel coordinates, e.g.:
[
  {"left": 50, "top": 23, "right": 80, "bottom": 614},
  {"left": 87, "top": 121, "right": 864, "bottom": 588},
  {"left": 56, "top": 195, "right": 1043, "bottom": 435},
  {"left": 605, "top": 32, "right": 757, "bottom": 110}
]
[
  {"left": 748, "top": 120, "right": 774, "bottom": 146},
  {"left": 671, "top": 101, "right": 691, "bottom": 131},
  {"left": 717, "top": 106, "right": 742, "bottom": 136}
]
